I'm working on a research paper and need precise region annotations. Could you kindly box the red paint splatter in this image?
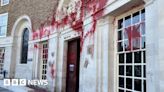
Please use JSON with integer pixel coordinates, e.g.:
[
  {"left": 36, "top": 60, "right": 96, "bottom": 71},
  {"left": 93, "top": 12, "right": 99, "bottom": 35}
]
[
  {"left": 125, "top": 24, "right": 141, "bottom": 51},
  {"left": 32, "top": 32, "right": 39, "bottom": 40},
  {"left": 32, "top": 0, "right": 108, "bottom": 52},
  {"left": 50, "top": 64, "right": 55, "bottom": 79},
  {"left": 34, "top": 44, "right": 38, "bottom": 49}
]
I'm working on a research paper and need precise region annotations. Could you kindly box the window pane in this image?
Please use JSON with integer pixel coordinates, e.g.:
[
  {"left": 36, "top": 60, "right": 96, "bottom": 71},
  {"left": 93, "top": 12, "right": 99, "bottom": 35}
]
[
  {"left": 132, "top": 37, "right": 140, "bottom": 50},
  {"left": 119, "top": 89, "right": 124, "bottom": 92},
  {"left": 119, "top": 77, "right": 124, "bottom": 88},
  {"left": 141, "top": 22, "right": 145, "bottom": 35},
  {"left": 141, "top": 9, "right": 145, "bottom": 21},
  {"left": 141, "top": 36, "right": 146, "bottom": 49},
  {"left": 119, "top": 53, "right": 124, "bottom": 63},
  {"left": 126, "top": 66, "right": 132, "bottom": 76},
  {"left": 124, "top": 27, "right": 133, "bottom": 51},
  {"left": 119, "top": 65, "right": 124, "bottom": 75},
  {"left": 143, "top": 51, "right": 146, "bottom": 63},
  {"left": 2, "top": 16, "right": 7, "bottom": 25},
  {"left": 2, "top": 0, "right": 9, "bottom": 5},
  {"left": 118, "top": 30, "right": 123, "bottom": 40},
  {"left": 124, "top": 40, "right": 129, "bottom": 51},
  {"left": 126, "top": 78, "right": 132, "bottom": 89},
  {"left": 118, "top": 19, "right": 123, "bottom": 29},
  {"left": 134, "top": 65, "right": 141, "bottom": 77},
  {"left": 133, "top": 12, "right": 140, "bottom": 24},
  {"left": 126, "top": 52, "right": 132, "bottom": 63},
  {"left": 21, "top": 28, "right": 29, "bottom": 64},
  {"left": 144, "top": 80, "right": 146, "bottom": 92},
  {"left": 45, "top": 49, "right": 48, "bottom": 53},
  {"left": 118, "top": 42, "right": 123, "bottom": 52},
  {"left": 134, "top": 51, "right": 141, "bottom": 63},
  {"left": 0, "top": 26, "right": 7, "bottom": 36},
  {"left": 124, "top": 30, "right": 128, "bottom": 39},
  {"left": 45, "top": 54, "right": 48, "bottom": 58},
  {"left": 125, "top": 16, "right": 131, "bottom": 27},
  {"left": 134, "top": 79, "right": 141, "bottom": 91},
  {"left": 42, "top": 70, "right": 45, "bottom": 74},
  {"left": 0, "top": 14, "right": 8, "bottom": 27},
  {"left": 0, "top": 16, "right": 7, "bottom": 25},
  {"left": 144, "top": 65, "right": 146, "bottom": 78}
]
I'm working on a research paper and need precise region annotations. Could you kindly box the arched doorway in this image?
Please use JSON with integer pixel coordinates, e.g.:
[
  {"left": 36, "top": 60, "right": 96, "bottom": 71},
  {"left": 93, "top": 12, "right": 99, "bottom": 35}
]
[{"left": 10, "top": 16, "right": 32, "bottom": 79}]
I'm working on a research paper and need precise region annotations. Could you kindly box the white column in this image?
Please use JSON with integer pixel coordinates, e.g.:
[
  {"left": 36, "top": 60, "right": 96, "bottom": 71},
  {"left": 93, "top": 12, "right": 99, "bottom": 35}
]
[
  {"left": 156, "top": 0, "right": 164, "bottom": 91},
  {"left": 144, "top": 0, "right": 159, "bottom": 92}
]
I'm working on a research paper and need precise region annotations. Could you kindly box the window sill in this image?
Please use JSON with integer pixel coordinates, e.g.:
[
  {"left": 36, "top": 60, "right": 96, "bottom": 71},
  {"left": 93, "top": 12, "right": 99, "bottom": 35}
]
[
  {"left": 0, "top": 3, "right": 9, "bottom": 6},
  {"left": 0, "top": 36, "right": 7, "bottom": 38}
]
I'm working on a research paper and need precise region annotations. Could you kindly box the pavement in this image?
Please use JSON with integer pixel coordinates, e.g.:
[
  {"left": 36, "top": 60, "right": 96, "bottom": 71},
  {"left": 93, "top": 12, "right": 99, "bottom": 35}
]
[
  {"left": 0, "top": 80, "right": 34, "bottom": 92},
  {"left": 0, "top": 87, "right": 13, "bottom": 92}
]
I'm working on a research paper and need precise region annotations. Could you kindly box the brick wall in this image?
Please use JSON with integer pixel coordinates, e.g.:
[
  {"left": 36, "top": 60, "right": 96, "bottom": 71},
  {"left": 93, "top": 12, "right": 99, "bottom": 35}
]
[{"left": 0, "top": 0, "right": 59, "bottom": 36}]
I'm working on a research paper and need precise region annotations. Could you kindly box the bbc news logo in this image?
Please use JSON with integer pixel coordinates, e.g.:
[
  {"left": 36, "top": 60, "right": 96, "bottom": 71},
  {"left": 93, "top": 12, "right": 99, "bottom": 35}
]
[{"left": 4, "top": 79, "right": 48, "bottom": 86}]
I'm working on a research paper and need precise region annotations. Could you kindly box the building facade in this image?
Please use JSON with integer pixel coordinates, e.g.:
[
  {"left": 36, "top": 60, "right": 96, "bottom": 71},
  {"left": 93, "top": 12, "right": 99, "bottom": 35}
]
[
  {"left": 0, "top": 0, "right": 59, "bottom": 91},
  {"left": 0, "top": 0, "right": 164, "bottom": 92}
]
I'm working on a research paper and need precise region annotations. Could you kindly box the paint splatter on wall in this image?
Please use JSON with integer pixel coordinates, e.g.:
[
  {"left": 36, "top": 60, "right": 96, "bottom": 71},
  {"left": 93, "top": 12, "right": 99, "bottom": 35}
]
[{"left": 32, "top": 0, "right": 108, "bottom": 52}]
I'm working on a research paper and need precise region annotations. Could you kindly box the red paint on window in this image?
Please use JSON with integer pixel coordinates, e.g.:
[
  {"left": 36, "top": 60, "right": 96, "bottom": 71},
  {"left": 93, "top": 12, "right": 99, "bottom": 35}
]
[{"left": 125, "top": 24, "right": 141, "bottom": 51}]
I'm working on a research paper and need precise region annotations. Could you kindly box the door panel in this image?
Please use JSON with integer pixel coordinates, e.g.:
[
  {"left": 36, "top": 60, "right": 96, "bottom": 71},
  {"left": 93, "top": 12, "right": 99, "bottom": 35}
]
[{"left": 66, "top": 38, "right": 80, "bottom": 92}]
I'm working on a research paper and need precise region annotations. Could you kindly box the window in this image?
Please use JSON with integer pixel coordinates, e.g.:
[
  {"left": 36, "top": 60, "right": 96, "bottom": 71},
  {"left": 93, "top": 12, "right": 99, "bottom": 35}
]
[
  {"left": 20, "top": 28, "right": 29, "bottom": 64},
  {"left": 0, "top": 48, "right": 5, "bottom": 75},
  {"left": 1, "top": 0, "right": 9, "bottom": 6},
  {"left": 0, "top": 13, "right": 8, "bottom": 37},
  {"left": 117, "top": 9, "right": 146, "bottom": 92},
  {"left": 40, "top": 41, "right": 48, "bottom": 80}
]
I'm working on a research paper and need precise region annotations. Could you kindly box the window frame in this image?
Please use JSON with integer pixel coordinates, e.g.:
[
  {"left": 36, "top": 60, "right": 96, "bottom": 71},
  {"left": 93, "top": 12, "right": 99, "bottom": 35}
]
[
  {"left": 0, "top": 13, "right": 8, "bottom": 37},
  {"left": 1, "top": 0, "right": 10, "bottom": 6},
  {"left": 115, "top": 6, "right": 146, "bottom": 92},
  {"left": 0, "top": 48, "right": 5, "bottom": 76},
  {"left": 40, "top": 41, "right": 48, "bottom": 80}
]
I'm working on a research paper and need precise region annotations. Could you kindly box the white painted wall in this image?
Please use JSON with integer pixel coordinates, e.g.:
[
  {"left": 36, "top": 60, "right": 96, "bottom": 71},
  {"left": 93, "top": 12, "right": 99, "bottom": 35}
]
[
  {"left": 0, "top": 37, "right": 13, "bottom": 78},
  {"left": 46, "top": 37, "right": 58, "bottom": 92},
  {"left": 3, "top": 46, "right": 12, "bottom": 78}
]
